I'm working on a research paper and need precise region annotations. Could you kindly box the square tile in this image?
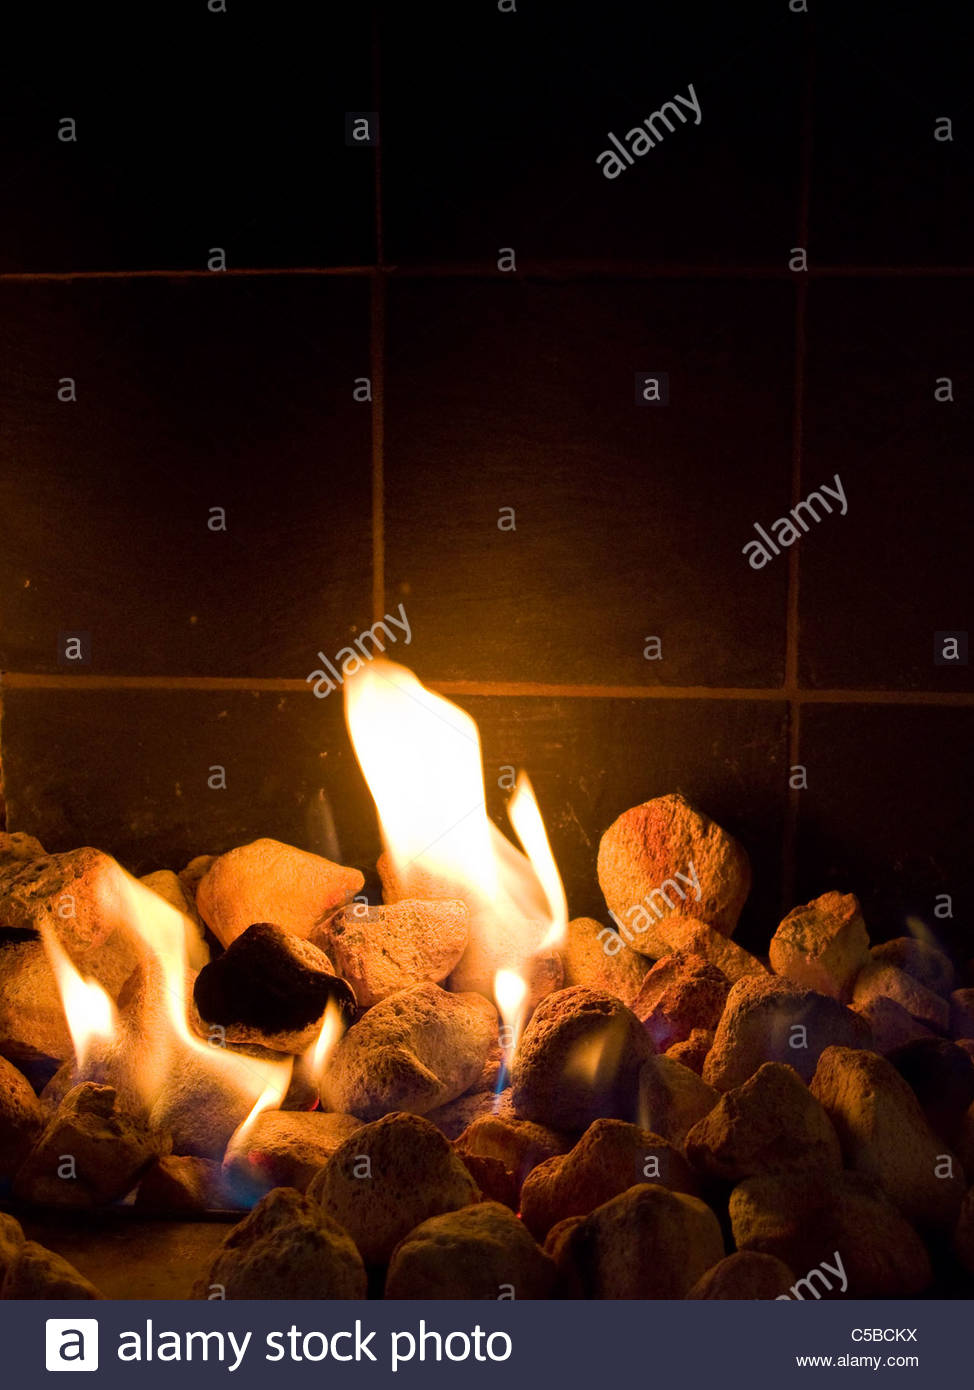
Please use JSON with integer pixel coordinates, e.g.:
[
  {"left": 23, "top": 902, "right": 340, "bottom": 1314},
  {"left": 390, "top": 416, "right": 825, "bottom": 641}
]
[
  {"left": 795, "top": 703, "right": 974, "bottom": 966},
  {"left": 380, "top": 0, "right": 803, "bottom": 268},
  {"left": 385, "top": 277, "right": 794, "bottom": 686},
  {"left": 811, "top": 0, "right": 974, "bottom": 267},
  {"left": 0, "top": 11, "right": 376, "bottom": 272},
  {"left": 0, "top": 276, "right": 373, "bottom": 677},
  {"left": 800, "top": 278, "right": 974, "bottom": 690}
]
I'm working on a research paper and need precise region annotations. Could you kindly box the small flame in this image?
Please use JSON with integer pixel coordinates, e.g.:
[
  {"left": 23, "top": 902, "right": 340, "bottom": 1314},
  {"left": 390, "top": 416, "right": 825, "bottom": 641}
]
[
  {"left": 40, "top": 928, "right": 117, "bottom": 1073},
  {"left": 494, "top": 966, "right": 528, "bottom": 1050},
  {"left": 507, "top": 773, "right": 568, "bottom": 949},
  {"left": 309, "top": 995, "right": 346, "bottom": 1084},
  {"left": 229, "top": 1068, "right": 293, "bottom": 1151},
  {"left": 345, "top": 659, "right": 566, "bottom": 990}
]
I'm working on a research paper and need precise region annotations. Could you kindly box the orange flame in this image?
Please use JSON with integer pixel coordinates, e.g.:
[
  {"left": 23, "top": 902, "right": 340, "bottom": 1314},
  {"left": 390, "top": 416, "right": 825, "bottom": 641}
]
[
  {"left": 43, "top": 866, "right": 291, "bottom": 1136},
  {"left": 344, "top": 659, "right": 567, "bottom": 998},
  {"left": 40, "top": 927, "right": 117, "bottom": 1073},
  {"left": 308, "top": 994, "right": 346, "bottom": 1084}
]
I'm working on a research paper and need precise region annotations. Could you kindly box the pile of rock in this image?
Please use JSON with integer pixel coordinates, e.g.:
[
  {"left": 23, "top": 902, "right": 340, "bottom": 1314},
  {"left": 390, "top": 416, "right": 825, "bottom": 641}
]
[{"left": 1, "top": 796, "right": 973, "bottom": 1301}]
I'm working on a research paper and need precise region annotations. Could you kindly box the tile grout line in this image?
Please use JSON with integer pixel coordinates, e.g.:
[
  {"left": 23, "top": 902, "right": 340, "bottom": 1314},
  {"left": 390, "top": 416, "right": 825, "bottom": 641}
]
[
  {"left": 781, "top": 18, "right": 816, "bottom": 914},
  {"left": 2, "top": 264, "right": 973, "bottom": 284},
  {"left": 1, "top": 262, "right": 972, "bottom": 284},
  {"left": 2, "top": 673, "right": 973, "bottom": 705},
  {"left": 370, "top": 14, "right": 386, "bottom": 624}
]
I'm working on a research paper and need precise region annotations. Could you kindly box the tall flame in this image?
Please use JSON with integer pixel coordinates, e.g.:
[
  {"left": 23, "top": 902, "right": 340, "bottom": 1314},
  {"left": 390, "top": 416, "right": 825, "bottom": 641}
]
[
  {"left": 345, "top": 658, "right": 567, "bottom": 1005},
  {"left": 344, "top": 659, "right": 499, "bottom": 898}
]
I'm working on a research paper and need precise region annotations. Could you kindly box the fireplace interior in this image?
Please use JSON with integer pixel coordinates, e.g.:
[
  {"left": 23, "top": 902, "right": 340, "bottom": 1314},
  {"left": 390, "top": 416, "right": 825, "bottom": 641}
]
[{"left": 0, "top": 2, "right": 972, "bottom": 1301}]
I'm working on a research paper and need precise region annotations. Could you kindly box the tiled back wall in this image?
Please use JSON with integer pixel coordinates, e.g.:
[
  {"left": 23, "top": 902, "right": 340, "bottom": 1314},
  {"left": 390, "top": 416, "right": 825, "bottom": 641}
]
[{"left": 1, "top": 3, "right": 971, "bottom": 961}]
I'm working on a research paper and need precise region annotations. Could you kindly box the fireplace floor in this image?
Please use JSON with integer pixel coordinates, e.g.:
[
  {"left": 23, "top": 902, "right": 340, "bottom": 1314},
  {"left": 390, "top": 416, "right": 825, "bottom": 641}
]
[{"left": 4, "top": 1206, "right": 232, "bottom": 1300}]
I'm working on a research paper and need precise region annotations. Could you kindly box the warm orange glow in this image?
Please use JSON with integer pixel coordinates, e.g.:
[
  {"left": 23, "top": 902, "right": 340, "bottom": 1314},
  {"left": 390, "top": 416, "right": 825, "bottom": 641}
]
[
  {"left": 507, "top": 772, "right": 568, "bottom": 949},
  {"left": 227, "top": 1069, "right": 293, "bottom": 1151},
  {"left": 43, "top": 867, "right": 291, "bottom": 1126},
  {"left": 40, "top": 927, "right": 117, "bottom": 1073},
  {"left": 344, "top": 659, "right": 499, "bottom": 899},
  {"left": 494, "top": 967, "right": 528, "bottom": 1042},
  {"left": 308, "top": 995, "right": 347, "bottom": 1084},
  {"left": 344, "top": 659, "right": 567, "bottom": 993}
]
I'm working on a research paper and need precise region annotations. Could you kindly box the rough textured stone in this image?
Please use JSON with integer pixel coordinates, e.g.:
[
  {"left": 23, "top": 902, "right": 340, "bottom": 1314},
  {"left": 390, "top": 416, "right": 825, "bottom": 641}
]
[
  {"left": 385, "top": 1201, "right": 555, "bottom": 1299},
  {"left": 193, "top": 1187, "right": 366, "bottom": 1299},
  {"left": 853, "top": 996, "right": 935, "bottom": 1054},
  {"left": 958, "top": 1039, "right": 974, "bottom": 1063},
  {"left": 636, "top": 1054, "right": 719, "bottom": 1147},
  {"left": 455, "top": 1153, "right": 519, "bottom": 1210},
  {"left": 223, "top": 1110, "right": 363, "bottom": 1197},
  {"left": 597, "top": 793, "right": 751, "bottom": 956},
  {"left": 178, "top": 854, "right": 216, "bottom": 906},
  {"left": 449, "top": 936, "right": 563, "bottom": 1011},
  {"left": 951, "top": 989, "right": 974, "bottom": 1040},
  {"left": 455, "top": 1116, "right": 572, "bottom": 1190},
  {"left": 0, "top": 833, "right": 45, "bottom": 866},
  {"left": 0, "top": 847, "right": 130, "bottom": 960},
  {"left": 769, "top": 892, "right": 869, "bottom": 1000},
  {"left": 548, "top": 1183, "right": 724, "bottom": 1299},
  {"left": 511, "top": 988, "right": 653, "bottom": 1130},
  {"left": 1, "top": 1240, "right": 103, "bottom": 1299},
  {"left": 888, "top": 1038, "right": 974, "bottom": 1139},
  {"left": 0, "top": 1213, "right": 25, "bottom": 1284},
  {"left": 317, "top": 900, "right": 468, "bottom": 1007},
  {"left": 135, "top": 1155, "right": 229, "bottom": 1212},
  {"left": 955, "top": 1186, "right": 974, "bottom": 1274},
  {"left": 811, "top": 1046, "right": 965, "bottom": 1232},
  {"left": 308, "top": 1112, "right": 480, "bottom": 1266},
  {"left": 729, "top": 1170, "right": 932, "bottom": 1297},
  {"left": 852, "top": 962, "right": 949, "bottom": 1033},
  {"left": 651, "top": 917, "right": 768, "bottom": 984},
  {"left": 632, "top": 951, "right": 729, "bottom": 1049},
  {"left": 14, "top": 1082, "right": 170, "bottom": 1207},
  {"left": 424, "top": 1089, "right": 500, "bottom": 1140},
  {"left": 686, "top": 1250, "right": 795, "bottom": 1299},
  {"left": 0, "top": 935, "right": 78, "bottom": 1069},
  {"left": 685, "top": 1063, "right": 842, "bottom": 1182},
  {"left": 321, "top": 982, "right": 496, "bottom": 1120},
  {"left": 140, "top": 870, "right": 209, "bottom": 970},
  {"left": 196, "top": 839, "right": 364, "bottom": 948},
  {"left": 0, "top": 1053, "right": 45, "bottom": 1176},
  {"left": 558, "top": 917, "right": 651, "bottom": 1008},
  {"left": 704, "top": 975, "right": 871, "bottom": 1090},
  {"left": 520, "top": 1119, "right": 696, "bottom": 1239},
  {"left": 958, "top": 1103, "right": 974, "bottom": 1177},
  {"left": 665, "top": 1029, "right": 714, "bottom": 1074},
  {"left": 871, "top": 937, "right": 957, "bottom": 998},
  {"left": 193, "top": 922, "right": 355, "bottom": 1053}
]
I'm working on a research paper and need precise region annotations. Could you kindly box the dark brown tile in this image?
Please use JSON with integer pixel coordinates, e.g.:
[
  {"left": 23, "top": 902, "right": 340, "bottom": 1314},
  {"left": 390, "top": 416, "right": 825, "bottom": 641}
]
[
  {"left": 795, "top": 703, "right": 974, "bottom": 965},
  {"left": 380, "top": 0, "right": 803, "bottom": 268},
  {"left": 800, "top": 278, "right": 974, "bottom": 690},
  {"left": 811, "top": 1, "right": 974, "bottom": 267},
  {"left": 0, "top": 686, "right": 377, "bottom": 884},
  {"left": 0, "top": 276, "right": 373, "bottom": 677},
  {"left": 385, "top": 277, "right": 794, "bottom": 687},
  {"left": 0, "top": 11, "right": 376, "bottom": 272}
]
